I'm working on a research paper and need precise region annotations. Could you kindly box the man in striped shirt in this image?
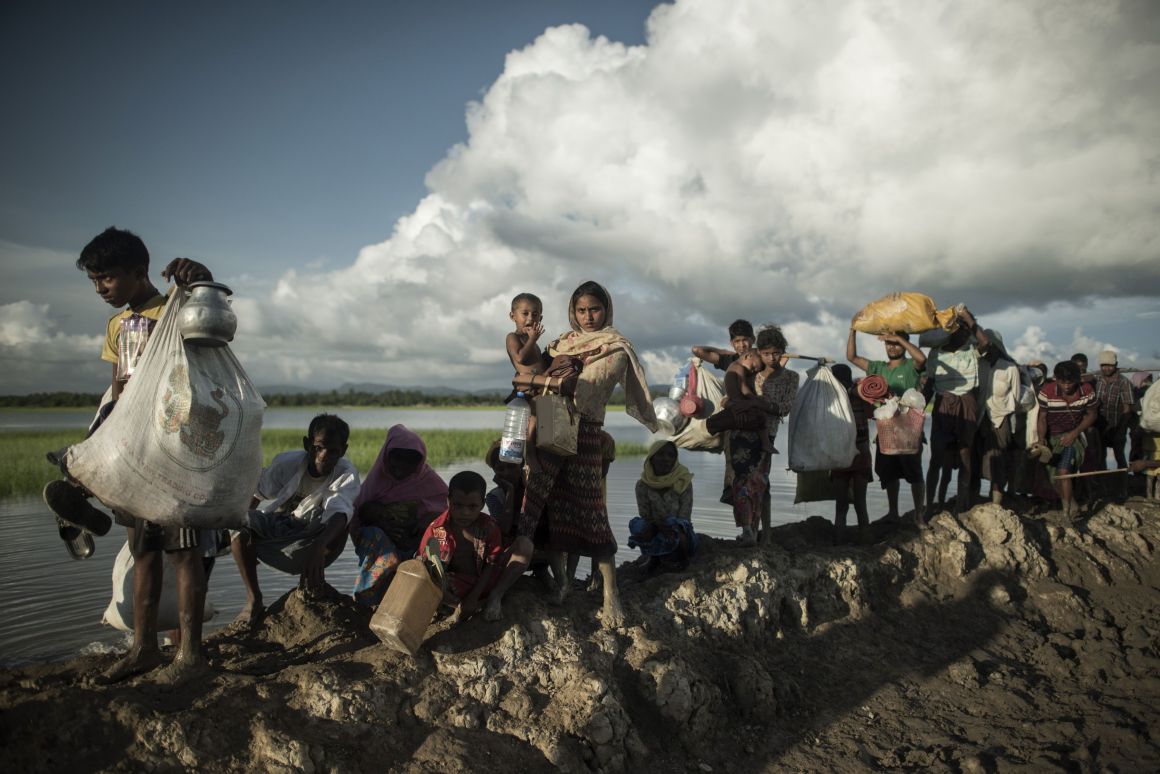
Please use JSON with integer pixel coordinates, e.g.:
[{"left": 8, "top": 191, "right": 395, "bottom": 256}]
[{"left": 1036, "top": 360, "right": 1098, "bottom": 519}]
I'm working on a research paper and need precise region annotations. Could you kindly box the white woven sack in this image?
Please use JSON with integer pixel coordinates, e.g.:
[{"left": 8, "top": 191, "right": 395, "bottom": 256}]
[
  {"left": 787, "top": 364, "right": 857, "bottom": 472},
  {"left": 102, "top": 541, "right": 216, "bottom": 632},
  {"left": 671, "top": 359, "right": 727, "bottom": 451},
  {"left": 1141, "top": 380, "right": 1160, "bottom": 433},
  {"left": 64, "top": 289, "right": 264, "bottom": 529}
]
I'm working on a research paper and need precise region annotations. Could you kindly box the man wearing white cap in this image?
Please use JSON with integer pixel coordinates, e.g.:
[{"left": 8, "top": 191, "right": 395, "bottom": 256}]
[{"left": 1095, "top": 350, "right": 1135, "bottom": 496}]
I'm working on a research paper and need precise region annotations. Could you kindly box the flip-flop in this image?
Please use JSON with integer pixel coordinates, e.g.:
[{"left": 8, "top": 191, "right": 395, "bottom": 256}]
[
  {"left": 422, "top": 537, "right": 447, "bottom": 592},
  {"left": 57, "top": 518, "right": 95, "bottom": 560},
  {"left": 43, "top": 480, "right": 112, "bottom": 536}
]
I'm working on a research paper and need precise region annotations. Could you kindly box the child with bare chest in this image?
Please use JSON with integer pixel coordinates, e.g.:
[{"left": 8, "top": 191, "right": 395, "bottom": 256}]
[{"left": 506, "top": 293, "right": 546, "bottom": 377}]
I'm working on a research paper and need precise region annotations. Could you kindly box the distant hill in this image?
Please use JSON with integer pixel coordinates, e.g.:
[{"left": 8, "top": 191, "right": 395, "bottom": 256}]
[{"left": 257, "top": 382, "right": 509, "bottom": 398}]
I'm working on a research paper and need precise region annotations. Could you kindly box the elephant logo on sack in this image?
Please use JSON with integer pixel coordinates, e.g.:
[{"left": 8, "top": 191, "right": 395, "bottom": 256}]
[{"left": 157, "top": 362, "right": 242, "bottom": 470}]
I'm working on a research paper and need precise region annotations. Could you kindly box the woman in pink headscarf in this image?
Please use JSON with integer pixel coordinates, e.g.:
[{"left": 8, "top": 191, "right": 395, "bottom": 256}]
[{"left": 350, "top": 425, "right": 448, "bottom": 607}]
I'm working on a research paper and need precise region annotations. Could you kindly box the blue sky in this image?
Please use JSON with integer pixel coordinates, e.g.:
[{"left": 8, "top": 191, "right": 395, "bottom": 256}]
[
  {"left": 1, "top": 1, "right": 655, "bottom": 275},
  {"left": 2, "top": 0, "right": 1157, "bottom": 393}
]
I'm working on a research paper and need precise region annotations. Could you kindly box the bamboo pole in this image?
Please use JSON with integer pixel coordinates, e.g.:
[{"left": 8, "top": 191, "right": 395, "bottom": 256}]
[
  {"left": 785, "top": 353, "right": 834, "bottom": 365},
  {"left": 1053, "top": 467, "right": 1129, "bottom": 480}
]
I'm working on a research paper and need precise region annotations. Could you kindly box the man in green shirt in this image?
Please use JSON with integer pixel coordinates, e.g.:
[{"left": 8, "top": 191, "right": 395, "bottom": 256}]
[{"left": 847, "top": 325, "right": 927, "bottom": 525}]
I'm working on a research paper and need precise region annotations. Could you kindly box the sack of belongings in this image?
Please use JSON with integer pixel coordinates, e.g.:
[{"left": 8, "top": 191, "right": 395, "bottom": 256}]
[
  {"left": 852, "top": 292, "right": 961, "bottom": 335},
  {"left": 786, "top": 364, "right": 858, "bottom": 472},
  {"left": 63, "top": 289, "right": 264, "bottom": 529}
]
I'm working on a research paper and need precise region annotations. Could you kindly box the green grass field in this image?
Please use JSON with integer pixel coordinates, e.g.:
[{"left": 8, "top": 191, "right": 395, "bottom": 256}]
[{"left": 0, "top": 429, "right": 648, "bottom": 498}]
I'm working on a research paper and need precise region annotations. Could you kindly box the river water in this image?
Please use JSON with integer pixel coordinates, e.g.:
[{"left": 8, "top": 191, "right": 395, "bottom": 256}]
[{"left": 0, "top": 407, "right": 898, "bottom": 664}]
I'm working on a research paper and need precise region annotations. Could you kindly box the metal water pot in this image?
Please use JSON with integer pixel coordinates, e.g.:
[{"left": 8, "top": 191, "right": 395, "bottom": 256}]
[
  {"left": 652, "top": 396, "right": 689, "bottom": 437},
  {"left": 178, "top": 282, "right": 237, "bottom": 346}
]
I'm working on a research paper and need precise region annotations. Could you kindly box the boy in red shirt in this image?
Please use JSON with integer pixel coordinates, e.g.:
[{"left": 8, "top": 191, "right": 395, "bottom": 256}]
[{"left": 419, "top": 471, "right": 506, "bottom": 623}]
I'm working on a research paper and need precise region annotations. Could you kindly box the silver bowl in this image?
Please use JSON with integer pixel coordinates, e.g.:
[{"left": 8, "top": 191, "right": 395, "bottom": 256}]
[{"left": 652, "top": 396, "right": 688, "bottom": 436}]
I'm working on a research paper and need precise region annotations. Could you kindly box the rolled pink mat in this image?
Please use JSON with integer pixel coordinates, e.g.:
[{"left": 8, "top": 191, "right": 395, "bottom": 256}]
[{"left": 857, "top": 375, "right": 889, "bottom": 403}]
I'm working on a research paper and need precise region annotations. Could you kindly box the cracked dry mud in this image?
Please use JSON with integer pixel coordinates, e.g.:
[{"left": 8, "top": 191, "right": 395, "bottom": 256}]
[{"left": 2, "top": 495, "right": 1158, "bottom": 773}]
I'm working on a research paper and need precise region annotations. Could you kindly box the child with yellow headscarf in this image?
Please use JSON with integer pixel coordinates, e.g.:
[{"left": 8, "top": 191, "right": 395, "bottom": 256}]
[{"left": 628, "top": 441, "right": 698, "bottom": 572}]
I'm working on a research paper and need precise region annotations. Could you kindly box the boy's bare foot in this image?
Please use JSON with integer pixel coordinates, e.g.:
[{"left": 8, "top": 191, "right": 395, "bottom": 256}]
[
  {"left": 737, "top": 527, "right": 756, "bottom": 547},
  {"left": 93, "top": 648, "right": 163, "bottom": 685},
  {"left": 154, "top": 655, "right": 212, "bottom": 688},
  {"left": 1066, "top": 499, "right": 1081, "bottom": 521},
  {"left": 599, "top": 598, "right": 625, "bottom": 629},
  {"left": 483, "top": 597, "right": 503, "bottom": 621},
  {"left": 532, "top": 565, "right": 557, "bottom": 593},
  {"left": 551, "top": 578, "right": 572, "bottom": 606},
  {"left": 585, "top": 575, "right": 600, "bottom": 593}
]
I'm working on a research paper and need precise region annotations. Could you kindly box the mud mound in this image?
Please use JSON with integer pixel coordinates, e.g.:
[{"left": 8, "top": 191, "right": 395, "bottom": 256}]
[{"left": 2, "top": 498, "right": 1159, "bottom": 772}]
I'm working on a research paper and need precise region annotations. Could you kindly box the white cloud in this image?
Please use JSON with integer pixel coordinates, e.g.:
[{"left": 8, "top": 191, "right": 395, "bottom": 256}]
[
  {"left": 0, "top": 301, "right": 107, "bottom": 392},
  {"left": 4, "top": 0, "right": 1158, "bottom": 391}
]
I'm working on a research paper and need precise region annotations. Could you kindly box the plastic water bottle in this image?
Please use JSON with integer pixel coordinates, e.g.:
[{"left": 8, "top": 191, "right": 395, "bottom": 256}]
[
  {"left": 499, "top": 392, "right": 531, "bottom": 464},
  {"left": 117, "top": 314, "right": 152, "bottom": 380}
]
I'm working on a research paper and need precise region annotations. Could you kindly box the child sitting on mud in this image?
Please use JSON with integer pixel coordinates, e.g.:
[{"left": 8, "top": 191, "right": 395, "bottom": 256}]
[
  {"left": 628, "top": 441, "right": 697, "bottom": 573},
  {"left": 421, "top": 471, "right": 526, "bottom": 622}
]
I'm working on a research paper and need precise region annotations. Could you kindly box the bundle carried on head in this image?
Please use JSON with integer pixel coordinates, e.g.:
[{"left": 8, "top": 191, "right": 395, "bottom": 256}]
[{"left": 852, "top": 292, "right": 961, "bottom": 335}]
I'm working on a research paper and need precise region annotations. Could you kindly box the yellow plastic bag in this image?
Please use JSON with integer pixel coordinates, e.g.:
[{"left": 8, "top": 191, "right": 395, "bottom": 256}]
[{"left": 852, "top": 292, "right": 960, "bottom": 335}]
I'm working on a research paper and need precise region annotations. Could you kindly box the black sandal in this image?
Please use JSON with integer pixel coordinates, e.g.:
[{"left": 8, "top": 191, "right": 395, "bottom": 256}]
[
  {"left": 57, "top": 518, "right": 95, "bottom": 560},
  {"left": 43, "top": 480, "right": 112, "bottom": 536}
]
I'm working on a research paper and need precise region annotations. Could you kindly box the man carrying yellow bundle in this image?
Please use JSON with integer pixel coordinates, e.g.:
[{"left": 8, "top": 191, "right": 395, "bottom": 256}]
[{"left": 922, "top": 307, "right": 992, "bottom": 518}]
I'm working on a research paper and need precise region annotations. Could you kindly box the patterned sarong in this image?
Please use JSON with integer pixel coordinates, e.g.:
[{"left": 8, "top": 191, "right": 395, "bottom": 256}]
[
  {"left": 520, "top": 420, "right": 616, "bottom": 557},
  {"left": 728, "top": 428, "right": 770, "bottom": 529},
  {"left": 1047, "top": 436, "right": 1086, "bottom": 481},
  {"left": 351, "top": 526, "right": 405, "bottom": 607}
]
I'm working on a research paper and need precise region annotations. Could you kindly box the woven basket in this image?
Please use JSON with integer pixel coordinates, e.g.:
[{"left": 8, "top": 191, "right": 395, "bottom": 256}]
[{"left": 875, "top": 406, "right": 925, "bottom": 455}]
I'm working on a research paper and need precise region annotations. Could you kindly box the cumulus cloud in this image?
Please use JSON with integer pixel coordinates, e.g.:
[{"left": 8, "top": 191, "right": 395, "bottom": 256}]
[
  {"left": 0, "top": 301, "right": 106, "bottom": 392},
  {"left": 5, "top": 0, "right": 1158, "bottom": 391},
  {"left": 237, "top": 0, "right": 1156, "bottom": 389}
]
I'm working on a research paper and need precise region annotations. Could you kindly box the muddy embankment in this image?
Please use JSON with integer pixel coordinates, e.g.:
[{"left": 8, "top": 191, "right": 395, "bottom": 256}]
[{"left": 2, "top": 496, "right": 1159, "bottom": 773}]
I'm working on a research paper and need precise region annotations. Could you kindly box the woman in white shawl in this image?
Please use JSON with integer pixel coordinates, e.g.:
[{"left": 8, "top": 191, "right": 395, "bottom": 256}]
[{"left": 514, "top": 281, "right": 657, "bottom": 627}]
